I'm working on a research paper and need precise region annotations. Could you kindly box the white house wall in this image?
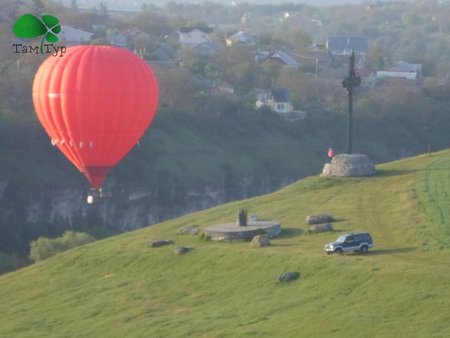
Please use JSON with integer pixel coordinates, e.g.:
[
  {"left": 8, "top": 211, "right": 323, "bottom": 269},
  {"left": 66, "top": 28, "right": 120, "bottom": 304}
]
[
  {"left": 180, "top": 29, "right": 211, "bottom": 46},
  {"left": 376, "top": 71, "right": 417, "bottom": 80}
]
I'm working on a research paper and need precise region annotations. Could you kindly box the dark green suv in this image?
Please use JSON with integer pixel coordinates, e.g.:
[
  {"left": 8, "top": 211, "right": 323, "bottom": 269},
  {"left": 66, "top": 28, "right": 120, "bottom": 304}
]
[{"left": 324, "top": 232, "right": 374, "bottom": 254}]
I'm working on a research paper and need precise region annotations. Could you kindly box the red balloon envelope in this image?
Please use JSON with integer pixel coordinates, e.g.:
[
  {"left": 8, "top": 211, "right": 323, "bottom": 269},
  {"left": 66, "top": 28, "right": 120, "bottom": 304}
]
[{"left": 32, "top": 45, "right": 159, "bottom": 188}]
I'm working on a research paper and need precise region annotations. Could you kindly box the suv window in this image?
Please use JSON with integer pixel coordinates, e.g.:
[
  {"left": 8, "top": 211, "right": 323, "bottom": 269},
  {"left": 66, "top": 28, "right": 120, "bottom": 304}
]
[{"left": 345, "top": 236, "right": 354, "bottom": 243}]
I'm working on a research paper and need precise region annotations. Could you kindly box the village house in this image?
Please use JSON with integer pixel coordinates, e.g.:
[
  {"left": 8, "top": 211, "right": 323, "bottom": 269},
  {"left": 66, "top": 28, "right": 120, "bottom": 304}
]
[
  {"left": 326, "top": 36, "right": 369, "bottom": 56},
  {"left": 266, "top": 51, "right": 300, "bottom": 69},
  {"left": 106, "top": 29, "right": 127, "bottom": 47},
  {"left": 123, "top": 27, "right": 151, "bottom": 50},
  {"left": 256, "top": 88, "right": 293, "bottom": 113},
  {"left": 146, "top": 44, "right": 178, "bottom": 70},
  {"left": 376, "top": 62, "right": 423, "bottom": 83},
  {"left": 59, "top": 26, "right": 94, "bottom": 44},
  {"left": 256, "top": 50, "right": 300, "bottom": 69},
  {"left": 179, "top": 27, "right": 213, "bottom": 47},
  {"left": 225, "top": 31, "right": 255, "bottom": 46}
]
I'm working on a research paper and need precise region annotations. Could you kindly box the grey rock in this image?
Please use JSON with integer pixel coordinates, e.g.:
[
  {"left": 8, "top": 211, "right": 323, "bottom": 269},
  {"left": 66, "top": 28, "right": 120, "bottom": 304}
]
[
  {"left": 277, "top": 272, "right": 300, "bottom": 283},
  {"left": 306, "top": 214, "right": 335, "bottom": 224},
  {"left": 250, "top": 234, "right": 271, "bottom": 247},
  {"left": 151, "top": 239, "right": 174, "bottom": 248},
  {"left": 174, "top": 246, "right": 193, "bottom": 255},
  {"left": 178, "top": 226, "right": 199, "bottom": 235}
]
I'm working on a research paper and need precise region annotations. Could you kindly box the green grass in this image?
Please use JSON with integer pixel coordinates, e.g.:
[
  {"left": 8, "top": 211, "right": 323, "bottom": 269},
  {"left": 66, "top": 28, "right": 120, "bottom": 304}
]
[
  {"left": 1, "top": 150, "right": 450, "bottom": 337},
  {"left": 416, "top": 155, "right": 450, "bottom": 248}
]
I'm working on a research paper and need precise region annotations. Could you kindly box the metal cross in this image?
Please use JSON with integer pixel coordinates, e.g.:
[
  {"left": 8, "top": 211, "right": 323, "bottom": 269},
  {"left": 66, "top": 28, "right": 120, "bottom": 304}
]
[{"left": 342, "top": 50, "right": 361, "bottom": 154}]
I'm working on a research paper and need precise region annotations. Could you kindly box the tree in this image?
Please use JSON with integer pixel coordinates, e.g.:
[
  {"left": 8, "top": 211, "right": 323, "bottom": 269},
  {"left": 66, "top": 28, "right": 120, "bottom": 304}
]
[
  {"left": 216, "top": 44, "right": 253, "bottom": 65},
  {"left": 256, "top": 62, "right": 281, "bottom": 89},
  {"left": 286, "top": 29, "right": 312, "bottom": 53},
  {"left": 156, "top": 68, "right": 200, "bottom": 108},
  {"left": 179, "top": 48, "right": 207, "bottom": 75},
  {"left": 131, "top": 10, "right": 171, "bottom": 38},
  {"left": 276, "top": 69, "right": 320, "bottom": 107},
  {"left": 29, "top": 231, "right": 95, "bottom": 262},
  {"left": 366, "top": 41, "right": 386, "bottom": 69}
]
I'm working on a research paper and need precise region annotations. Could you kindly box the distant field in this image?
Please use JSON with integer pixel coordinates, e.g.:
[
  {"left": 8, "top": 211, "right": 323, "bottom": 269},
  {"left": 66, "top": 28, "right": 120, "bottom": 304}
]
[{"left": 1, "top": 150, "right": 450, "bottom": 337}]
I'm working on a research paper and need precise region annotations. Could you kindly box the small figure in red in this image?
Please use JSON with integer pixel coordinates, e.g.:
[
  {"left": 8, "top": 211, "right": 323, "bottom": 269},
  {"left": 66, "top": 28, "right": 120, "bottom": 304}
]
[{"left": 327, "top": 147, "right": 335, "bottom": 161}]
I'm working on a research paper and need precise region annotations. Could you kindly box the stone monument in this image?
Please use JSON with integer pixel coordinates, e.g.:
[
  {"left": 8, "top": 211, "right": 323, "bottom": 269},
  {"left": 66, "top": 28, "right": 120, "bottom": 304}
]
[
  {"left": 322, "top": 52, "right": 375, "bottom": 178},
  {"left": 204, "top": 209, "right": 281, "bottom": 241},
  {"left": 236, "top": 208, "right": 248, "bottom": 227}
]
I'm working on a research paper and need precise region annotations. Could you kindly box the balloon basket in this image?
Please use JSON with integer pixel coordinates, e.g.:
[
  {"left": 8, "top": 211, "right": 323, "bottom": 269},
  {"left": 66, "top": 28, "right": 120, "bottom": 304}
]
[{"left": 86, "top": 188, "right": 104, "bottom": 204}]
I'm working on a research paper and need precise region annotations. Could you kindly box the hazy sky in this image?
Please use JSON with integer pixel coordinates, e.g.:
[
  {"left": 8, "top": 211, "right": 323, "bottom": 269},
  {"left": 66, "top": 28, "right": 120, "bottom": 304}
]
[
  {"left": 68, "top": 0, "right": 413, "bottom": 11},
  {"left": 63, "top": 0, "right": 394, "bottom": 6}
]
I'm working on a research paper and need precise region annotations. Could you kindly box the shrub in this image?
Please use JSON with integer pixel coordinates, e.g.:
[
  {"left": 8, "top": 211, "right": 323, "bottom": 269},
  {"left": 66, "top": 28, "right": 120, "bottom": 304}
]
[{"left": 29, "top": 231, "right": 95, "bottom": 262}]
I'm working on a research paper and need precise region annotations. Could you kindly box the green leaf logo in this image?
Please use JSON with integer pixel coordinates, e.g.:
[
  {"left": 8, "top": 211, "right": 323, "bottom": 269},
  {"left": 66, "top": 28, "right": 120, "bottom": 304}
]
[{"left": 13, "top": 13, "right": 61, "bottom": 53}]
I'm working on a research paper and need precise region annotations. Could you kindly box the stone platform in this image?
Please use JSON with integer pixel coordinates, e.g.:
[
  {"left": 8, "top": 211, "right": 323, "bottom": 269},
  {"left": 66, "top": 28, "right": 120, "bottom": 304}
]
[{"left": 204, "top": 220, "right": 281, "bottom": 241}]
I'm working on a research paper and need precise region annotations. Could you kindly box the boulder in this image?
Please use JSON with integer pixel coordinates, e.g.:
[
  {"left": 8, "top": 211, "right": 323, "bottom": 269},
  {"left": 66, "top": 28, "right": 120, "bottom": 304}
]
[
  {"left": 250, "top": 234, "right": 270, "bottom": 247},
  {"left": 322, "top": 154, "right": 375, "bottom": 177},
  {"left": 151, "top": 239, "right": 174, "bottom": 248},
  {"left": 174, "top": 247, "right": 193, "bottom": 255},
  {"left": 306, "top": 214, "right": 334, "bottom": 224},
  {"left": 178, "top": 226, "right": 199, "bottom": 235},
  {"left": 277, "top": 271, "right": 300, "bottom": 283},
  {"left": 307, "top": 222, "right": 333, "bottom": 234}
]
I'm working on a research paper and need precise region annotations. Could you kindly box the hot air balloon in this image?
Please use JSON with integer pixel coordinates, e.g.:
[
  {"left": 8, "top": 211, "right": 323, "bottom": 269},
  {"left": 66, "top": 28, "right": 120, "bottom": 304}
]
[{"left": 32, "top": 45, "right": 159, "bottom": 202}]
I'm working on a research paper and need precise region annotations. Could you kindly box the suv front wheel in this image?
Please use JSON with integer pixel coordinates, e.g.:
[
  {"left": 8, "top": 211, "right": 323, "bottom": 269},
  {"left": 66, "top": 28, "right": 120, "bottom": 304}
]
[{"left": 334, "top": 247, "right": 343, "bottom": 254}]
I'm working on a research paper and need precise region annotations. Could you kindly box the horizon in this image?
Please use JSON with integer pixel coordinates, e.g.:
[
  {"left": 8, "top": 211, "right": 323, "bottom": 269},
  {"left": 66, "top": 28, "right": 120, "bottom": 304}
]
[{"left": 60, "top": 0, "right": 414, "bottom": 10}]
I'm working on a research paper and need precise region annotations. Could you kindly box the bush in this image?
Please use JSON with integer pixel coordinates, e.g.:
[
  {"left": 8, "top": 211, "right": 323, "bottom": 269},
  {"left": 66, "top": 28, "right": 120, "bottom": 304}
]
[{"left": 29, "top": 231, "right": 95, "bottom": 262}]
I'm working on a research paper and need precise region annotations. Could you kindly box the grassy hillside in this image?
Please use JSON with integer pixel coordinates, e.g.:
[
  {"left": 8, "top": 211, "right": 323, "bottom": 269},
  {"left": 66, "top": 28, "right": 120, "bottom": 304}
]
[{"left": 1, "top": 150, "right": 450, "bottom": 337}]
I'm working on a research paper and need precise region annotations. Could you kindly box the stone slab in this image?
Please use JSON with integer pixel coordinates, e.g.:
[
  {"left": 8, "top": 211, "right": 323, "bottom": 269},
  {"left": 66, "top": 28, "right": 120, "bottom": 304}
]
[{"left": 204, "top": 221, "right": 281, "bottom": 241}]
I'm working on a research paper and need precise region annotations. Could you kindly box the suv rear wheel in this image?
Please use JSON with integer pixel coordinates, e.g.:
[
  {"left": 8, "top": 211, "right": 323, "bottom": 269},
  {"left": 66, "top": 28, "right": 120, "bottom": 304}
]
[{"left": 360, "top": 245, "right": 368, "bottom": 254}]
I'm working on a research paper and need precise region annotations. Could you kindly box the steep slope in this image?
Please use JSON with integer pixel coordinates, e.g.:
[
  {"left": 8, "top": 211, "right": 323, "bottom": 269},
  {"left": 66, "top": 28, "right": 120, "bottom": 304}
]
[{"left": 1, "top": 150, "right": 450, "bottom": 337}]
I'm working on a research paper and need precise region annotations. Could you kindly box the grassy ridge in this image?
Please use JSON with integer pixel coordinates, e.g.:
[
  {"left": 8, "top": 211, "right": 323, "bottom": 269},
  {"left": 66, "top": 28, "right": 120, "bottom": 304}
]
[
  {"left": 416, "top": 155, "right": 450, "bottom": 248},
  {"left": 1, "top": 151, "right": 450, "bottom": 337}
]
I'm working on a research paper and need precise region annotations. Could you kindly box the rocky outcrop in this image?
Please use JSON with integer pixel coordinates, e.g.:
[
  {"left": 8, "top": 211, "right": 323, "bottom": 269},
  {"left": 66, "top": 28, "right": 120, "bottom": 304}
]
[
  {"left": 277, "top": 272, "right": 300, "bottom": 283},
  {"left": 322, "top": 154, "right": 375, "bottom": 177},
  {"left": 174, "top": 247, "right": 193, "bottom": 255},
  {"left": 178, "top": 226, "right": 199, "bottom": 235},
  {"left": 150, "top": 239, "right": 174, "bottom": 248},
  {"left": 250, "top": 234, "right": 270, "bottom": 247},
  {"left": 306, "top": 214, "right": 335, "bottom": 225}
]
